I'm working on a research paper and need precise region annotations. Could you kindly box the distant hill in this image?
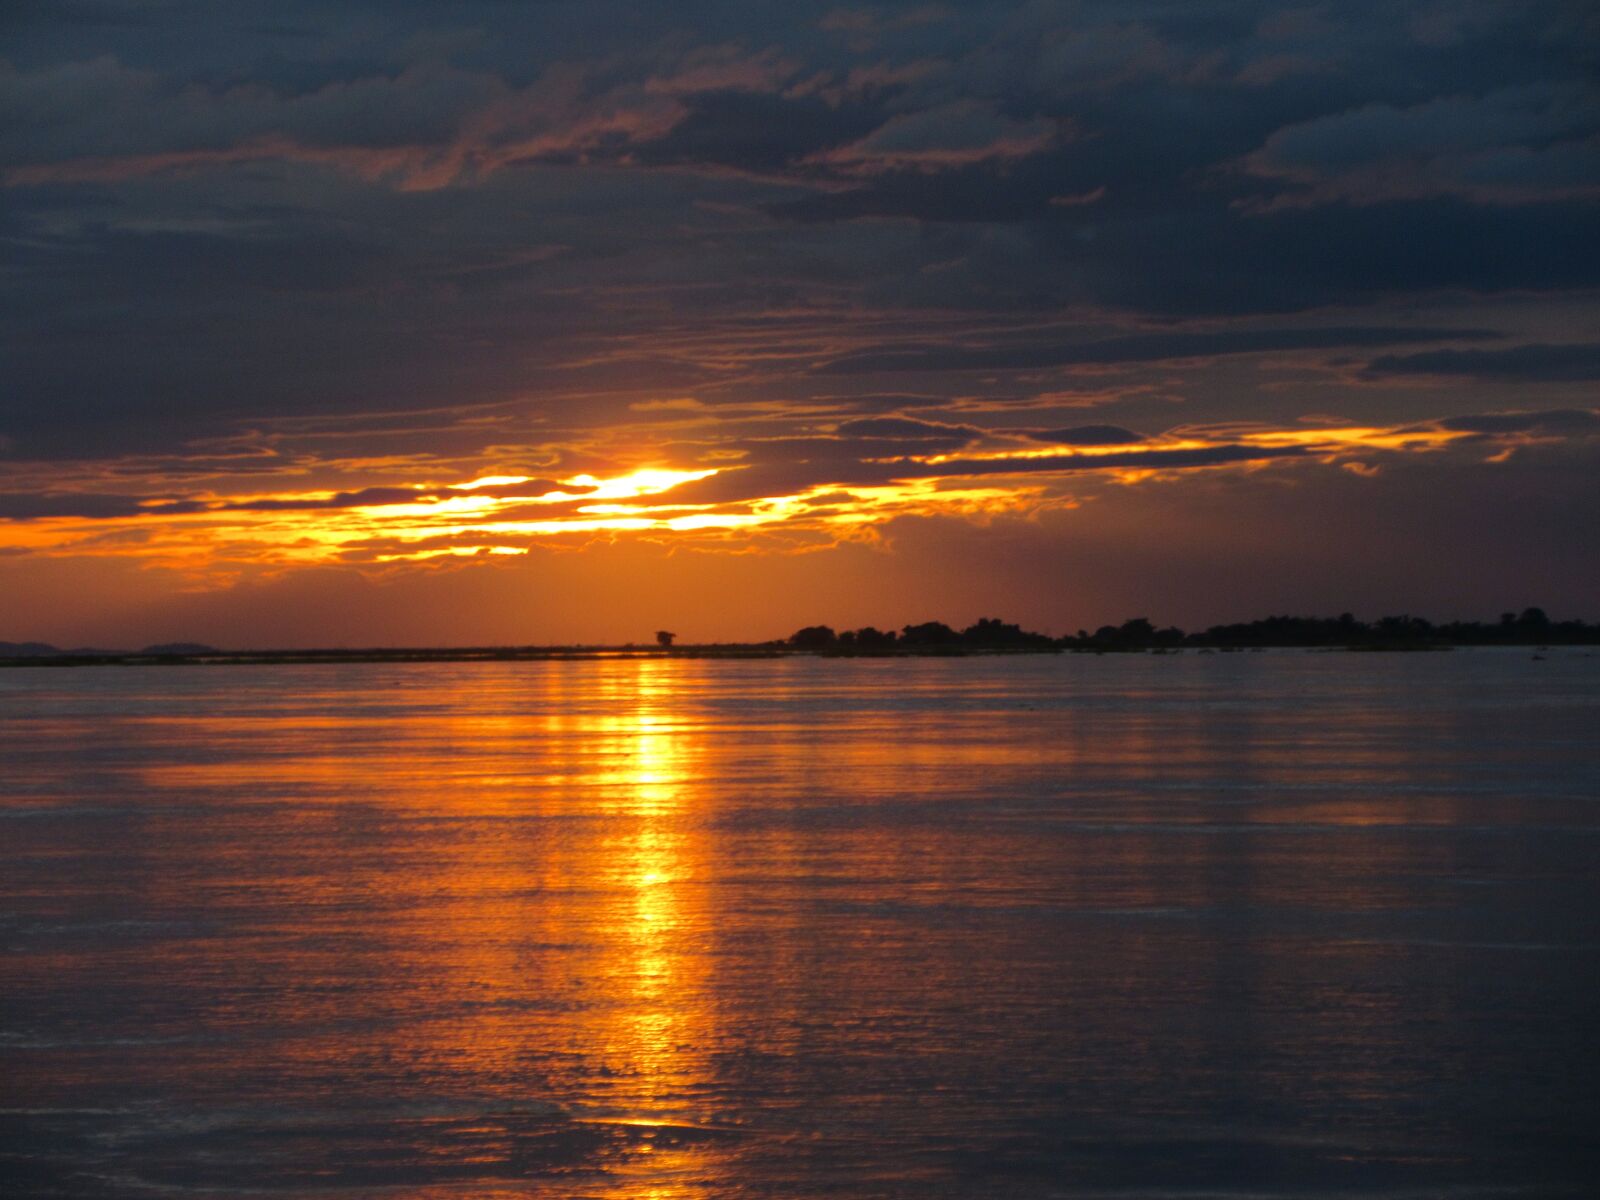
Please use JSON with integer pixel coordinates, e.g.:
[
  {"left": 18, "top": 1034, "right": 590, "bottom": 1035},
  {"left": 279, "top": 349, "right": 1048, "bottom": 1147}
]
[
  {"left": 1, "top": 641, "right": 222, "bottom": 657},
  {"left": 0, "top": 642, "right": 129, "bottom": 657},
  {"left": 0, "top": 641, "right": 64, "bottom": 657}
]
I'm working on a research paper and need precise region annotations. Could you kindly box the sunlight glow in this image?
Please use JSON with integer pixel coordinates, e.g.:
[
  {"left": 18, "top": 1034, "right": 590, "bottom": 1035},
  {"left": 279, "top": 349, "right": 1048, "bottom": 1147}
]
[
  {"left": 568, "top": 468, "right": 719, "bottom": 501},
  {"left": 0, "top": 422, "right": 1500, "bottom": 576},
  {"left": 455, "top": 474, "right": 533, "bottom": 489}
]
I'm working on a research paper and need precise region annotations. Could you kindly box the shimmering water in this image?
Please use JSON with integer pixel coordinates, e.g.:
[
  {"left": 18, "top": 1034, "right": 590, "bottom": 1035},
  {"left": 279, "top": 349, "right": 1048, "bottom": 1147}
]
[{"left": 3, "top": 651, "right": 1597, "bottom": 1197}]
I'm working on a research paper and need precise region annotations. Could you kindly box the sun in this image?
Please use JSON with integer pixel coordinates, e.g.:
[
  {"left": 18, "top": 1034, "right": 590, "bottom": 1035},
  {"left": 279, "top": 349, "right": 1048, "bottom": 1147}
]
[{"left": 566, "top": 468, "right": 719, "bottom": 501}]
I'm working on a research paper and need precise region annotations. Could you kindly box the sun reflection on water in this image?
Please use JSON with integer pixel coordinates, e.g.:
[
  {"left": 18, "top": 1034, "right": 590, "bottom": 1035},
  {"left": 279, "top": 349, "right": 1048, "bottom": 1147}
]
[{"left": 515, "top": 657, "right": 718, "bottom": 1170}]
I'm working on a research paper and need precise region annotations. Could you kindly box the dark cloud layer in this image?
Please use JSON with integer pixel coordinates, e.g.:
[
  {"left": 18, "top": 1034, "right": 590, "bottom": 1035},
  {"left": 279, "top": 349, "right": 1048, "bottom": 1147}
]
[
  {"left": 0, "top": 492, "right": 204, "bottom": 520},
  {"left": 814, "top": 326, "right": 1499, "bottom": 375},
  {"left": 1433, "top": 409, "right": 1600, "bottom": 435},
  {"left": 219, "top": 478, "right": 583, "bottom": 511},
  {"left": 0, "top": 477, "right": 586, "bottom": 520},
  {"left": 1029, "top": 425, "right": 1145, "bottom": 446},
  {"left": 2, "top": 2, "right": 1595, "bottom": 458},
  {"left": 1367, "top": 343, "right": 1600, "bottom": 382}
]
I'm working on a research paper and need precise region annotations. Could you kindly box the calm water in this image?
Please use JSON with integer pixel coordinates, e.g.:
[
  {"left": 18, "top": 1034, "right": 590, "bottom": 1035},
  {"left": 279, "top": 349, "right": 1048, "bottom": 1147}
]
[{"left": 3, "top": 651, "right": 1597, "bottom": 1198}]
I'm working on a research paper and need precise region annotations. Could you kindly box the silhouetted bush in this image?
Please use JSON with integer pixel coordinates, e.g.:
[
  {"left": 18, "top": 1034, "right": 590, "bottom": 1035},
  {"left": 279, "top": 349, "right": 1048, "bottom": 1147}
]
[
  {"left": 789, "top": 625, "right": 838, "bottom": 650},
  {"left": 900, "top": 621, "right": 958, "bottom": 646},
  {"left": 961, "top": 617, "right": 1055, "bottom": 648},
  {"left": 772, "top": 609, "right": 1600, "bottom": 656}
]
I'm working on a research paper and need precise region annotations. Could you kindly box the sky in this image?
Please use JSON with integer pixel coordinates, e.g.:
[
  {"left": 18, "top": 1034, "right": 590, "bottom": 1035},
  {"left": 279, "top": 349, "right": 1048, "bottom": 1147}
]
[{"left": 2, "top": 0, "right": 1597, "bottom": 647}]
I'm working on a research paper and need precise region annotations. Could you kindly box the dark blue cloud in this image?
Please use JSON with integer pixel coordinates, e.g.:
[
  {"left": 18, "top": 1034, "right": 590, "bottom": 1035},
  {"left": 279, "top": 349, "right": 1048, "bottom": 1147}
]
[
  {"left": 1434, "top": 409, "right": 1600, "bottom": 435},
  {"left": 833, "top": 417, "right": 981, "bottom": 440},
  {"left": 1028, "top": 425, "right": 1145, "bottom": 446},
  {"left": 1368, "top": 344, "right": 1600, "bottom": 382},
  {"left": 814, "top": 326, "right": 1499, "bottom": 375},
  {"left": 0, "top": 0, "right": 1596, "bottom": 467}
]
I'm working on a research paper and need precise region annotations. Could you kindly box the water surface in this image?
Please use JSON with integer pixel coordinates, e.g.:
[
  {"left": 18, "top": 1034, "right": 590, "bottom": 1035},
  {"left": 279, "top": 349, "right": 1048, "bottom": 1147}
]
[{"left": 3, "top": 651, "right": 1597, "bottom": 1196}]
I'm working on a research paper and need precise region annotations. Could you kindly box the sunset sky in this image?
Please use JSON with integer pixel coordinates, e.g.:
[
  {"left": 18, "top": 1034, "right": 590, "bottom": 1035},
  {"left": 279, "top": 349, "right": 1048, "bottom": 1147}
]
[{"left": 3, "top": 1, "right": 1597, "bottom": 647}]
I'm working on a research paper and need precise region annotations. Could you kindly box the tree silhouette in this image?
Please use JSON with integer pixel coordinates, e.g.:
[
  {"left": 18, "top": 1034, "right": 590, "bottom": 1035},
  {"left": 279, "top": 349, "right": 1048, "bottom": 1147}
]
[
  {"left": 961, "top": 617, "right": 1054, "bottom": 648},
  {"left": 854, "top": 626, "right": 896, "bottom": 649},
  {"left": 900, "top": 621, "right": 957, "bottom": 646},
  {"left": 789, "top": 625, "right": 837, "bottom": 650},
  {"left": 655, "top": 630, "right": 676, "bottom": 648}
]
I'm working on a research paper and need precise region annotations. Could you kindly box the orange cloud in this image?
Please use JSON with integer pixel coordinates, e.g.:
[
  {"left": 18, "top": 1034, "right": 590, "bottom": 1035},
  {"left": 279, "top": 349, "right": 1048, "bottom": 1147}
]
[{"left": 0, "top": 412, "right": 1556, "bottom": 583}]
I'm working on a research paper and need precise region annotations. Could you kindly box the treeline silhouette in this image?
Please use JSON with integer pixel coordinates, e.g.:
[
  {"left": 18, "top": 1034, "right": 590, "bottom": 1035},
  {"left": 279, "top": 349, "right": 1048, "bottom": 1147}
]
[
  {"left": 788, "top": 608, "right": 1600, "bottom": 653},
  {"left": 4, "top": 608, "right": 1595, "bottom": 669}
]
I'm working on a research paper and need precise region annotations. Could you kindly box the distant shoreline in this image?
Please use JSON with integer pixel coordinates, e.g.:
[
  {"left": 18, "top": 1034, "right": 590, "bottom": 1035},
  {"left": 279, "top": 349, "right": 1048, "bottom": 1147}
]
[
  {"left": 0, "top": 645, "right": 785, "bottom": 668},
  {"left": 5, "top": 609, "right": 1595, "bottom": 667},
  {"left": 0, "top": 643, "right": 1589, "bottom": 669}
]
